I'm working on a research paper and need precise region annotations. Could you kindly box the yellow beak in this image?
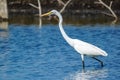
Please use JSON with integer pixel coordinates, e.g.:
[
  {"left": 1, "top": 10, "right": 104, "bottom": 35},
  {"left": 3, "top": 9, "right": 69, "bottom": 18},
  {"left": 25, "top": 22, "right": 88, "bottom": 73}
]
[{"left": 41, "top": 12, "right": 52, "bottom": 17}]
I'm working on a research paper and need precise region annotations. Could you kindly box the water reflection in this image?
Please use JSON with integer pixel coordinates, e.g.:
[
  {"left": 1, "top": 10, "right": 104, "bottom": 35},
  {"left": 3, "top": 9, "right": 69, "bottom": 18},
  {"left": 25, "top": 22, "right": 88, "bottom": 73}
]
[
  {"left": 65, "top": 68, "right": 108, "bottom": 80},
  {"left": 8, "top": 14, "right": 120, "bottom": 25},
  {"left": 0, "top": 21, "right": 8, "bottom": 37},
  {"left": 9, "top": 14, "right": 40, "bottom": 25},
  {"left": 39, "top": 17, "right": 42, "bottom": 28},
  {"left": 111, "top": 19, "right": 117, "bottom": 24}
]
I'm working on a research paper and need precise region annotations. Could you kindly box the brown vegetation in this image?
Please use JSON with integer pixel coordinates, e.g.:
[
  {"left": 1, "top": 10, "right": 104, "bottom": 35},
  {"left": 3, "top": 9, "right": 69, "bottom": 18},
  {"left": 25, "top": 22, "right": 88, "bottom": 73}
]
[{"left": 8, "top": 0, "right": 120, "bottom": 12}]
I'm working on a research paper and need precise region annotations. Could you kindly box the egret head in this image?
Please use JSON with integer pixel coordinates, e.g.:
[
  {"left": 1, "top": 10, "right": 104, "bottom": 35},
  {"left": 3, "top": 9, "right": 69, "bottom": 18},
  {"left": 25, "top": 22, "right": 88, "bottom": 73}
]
[
  {"left": 41, "top": 10, "right": 62, "bottom": 22},
  {"left": 41, "top": 10, "right": 59, "bottom": 17}
]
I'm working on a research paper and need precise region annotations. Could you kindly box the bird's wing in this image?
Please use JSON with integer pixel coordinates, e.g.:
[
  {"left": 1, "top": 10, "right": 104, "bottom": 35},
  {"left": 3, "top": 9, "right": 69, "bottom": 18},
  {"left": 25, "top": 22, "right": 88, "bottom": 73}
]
[{"left": 73, "top": 39, "right": 108, "bottom": 56}]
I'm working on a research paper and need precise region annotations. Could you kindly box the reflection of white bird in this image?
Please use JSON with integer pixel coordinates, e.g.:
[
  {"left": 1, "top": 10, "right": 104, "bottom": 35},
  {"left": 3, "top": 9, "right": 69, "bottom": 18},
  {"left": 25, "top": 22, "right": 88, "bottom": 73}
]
[
  {"left": 65, "top": 69, "right": 108, "bottom": 80},
  {"left": 41, "top": 10, "right": 108, "bottom": 68}
]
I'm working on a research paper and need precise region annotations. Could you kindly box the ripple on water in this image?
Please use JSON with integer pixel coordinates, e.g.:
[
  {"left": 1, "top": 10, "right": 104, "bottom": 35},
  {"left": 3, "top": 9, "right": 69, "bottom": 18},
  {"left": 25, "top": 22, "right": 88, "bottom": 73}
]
[{"left": 0, "top": 24, "right": 120, "bottom": 80}]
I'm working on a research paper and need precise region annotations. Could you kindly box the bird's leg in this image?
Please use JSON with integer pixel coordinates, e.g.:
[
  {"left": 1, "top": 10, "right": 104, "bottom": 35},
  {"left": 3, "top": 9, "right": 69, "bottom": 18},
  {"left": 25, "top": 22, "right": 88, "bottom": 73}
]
[
  {"left": 82, "top": 60, "right": 85, "bottom": 69},
  {"left": 81, "top": 55, "right": 85, "bottom": 69},
  {"left": 92, "top": 57, "right": 103, "bottom": 67}
]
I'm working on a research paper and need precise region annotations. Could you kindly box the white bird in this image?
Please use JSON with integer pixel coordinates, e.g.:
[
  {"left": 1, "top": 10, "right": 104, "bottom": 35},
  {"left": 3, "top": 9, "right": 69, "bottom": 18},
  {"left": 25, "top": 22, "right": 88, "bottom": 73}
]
[{"left": 41, "top": 10, "right": 108, "bottom": 68}]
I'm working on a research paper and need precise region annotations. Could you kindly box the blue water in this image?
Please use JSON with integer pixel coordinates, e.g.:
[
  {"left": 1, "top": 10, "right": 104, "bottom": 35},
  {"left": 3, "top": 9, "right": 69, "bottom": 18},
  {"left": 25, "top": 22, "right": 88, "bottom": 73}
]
[{"left": 0, "top": 24, "right": 120, "bottom": 80}]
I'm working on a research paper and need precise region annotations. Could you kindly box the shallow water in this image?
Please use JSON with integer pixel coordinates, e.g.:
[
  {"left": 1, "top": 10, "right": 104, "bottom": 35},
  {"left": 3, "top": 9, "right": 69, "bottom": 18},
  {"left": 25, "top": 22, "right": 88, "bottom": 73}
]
[{"left": 0, "top": 23, "right": 120, "bottom": 80}]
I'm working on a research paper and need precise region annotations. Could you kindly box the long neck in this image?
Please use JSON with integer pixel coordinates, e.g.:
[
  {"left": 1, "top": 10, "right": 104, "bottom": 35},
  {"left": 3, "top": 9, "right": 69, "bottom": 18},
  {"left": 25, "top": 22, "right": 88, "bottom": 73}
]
[{"left": 57, "top": 13, "right": 73, "bottom": 46}]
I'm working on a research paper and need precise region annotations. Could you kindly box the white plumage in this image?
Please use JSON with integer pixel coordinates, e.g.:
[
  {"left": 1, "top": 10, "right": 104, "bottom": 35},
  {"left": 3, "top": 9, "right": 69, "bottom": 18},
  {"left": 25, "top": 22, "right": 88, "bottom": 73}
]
[
  {"left": 73, "top": 39, "right": 108, "bottom": 56},
  {"left": 41, "top": 10, "right": 108, "bottom": 68}
]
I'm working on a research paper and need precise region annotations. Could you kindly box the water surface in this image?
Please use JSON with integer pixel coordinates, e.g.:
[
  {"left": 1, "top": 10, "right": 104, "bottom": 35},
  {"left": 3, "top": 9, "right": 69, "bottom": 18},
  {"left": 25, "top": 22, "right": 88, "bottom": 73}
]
[{"left": 0, "top": 14, "right": 120, "bottom": 80}]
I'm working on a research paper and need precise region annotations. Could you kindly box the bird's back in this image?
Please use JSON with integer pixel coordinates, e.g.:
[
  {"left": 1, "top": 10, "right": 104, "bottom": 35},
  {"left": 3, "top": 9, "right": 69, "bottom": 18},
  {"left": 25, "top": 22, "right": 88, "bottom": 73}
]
[{"left": 73, "top": 39, "right": 108, "bottom": 57}]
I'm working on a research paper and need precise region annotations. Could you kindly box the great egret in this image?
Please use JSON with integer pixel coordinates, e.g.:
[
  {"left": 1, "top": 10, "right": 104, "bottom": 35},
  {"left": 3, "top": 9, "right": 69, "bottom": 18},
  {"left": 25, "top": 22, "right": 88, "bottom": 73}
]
[{"left": 41, "top": 10, "right": 108, "bottom": 68}]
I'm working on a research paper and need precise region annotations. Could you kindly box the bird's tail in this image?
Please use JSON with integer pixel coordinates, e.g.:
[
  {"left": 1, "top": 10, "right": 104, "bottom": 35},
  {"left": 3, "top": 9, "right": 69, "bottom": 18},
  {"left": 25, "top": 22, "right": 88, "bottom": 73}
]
[{"left": 102, "top": 51, "right": 108, "bottom": 56}]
